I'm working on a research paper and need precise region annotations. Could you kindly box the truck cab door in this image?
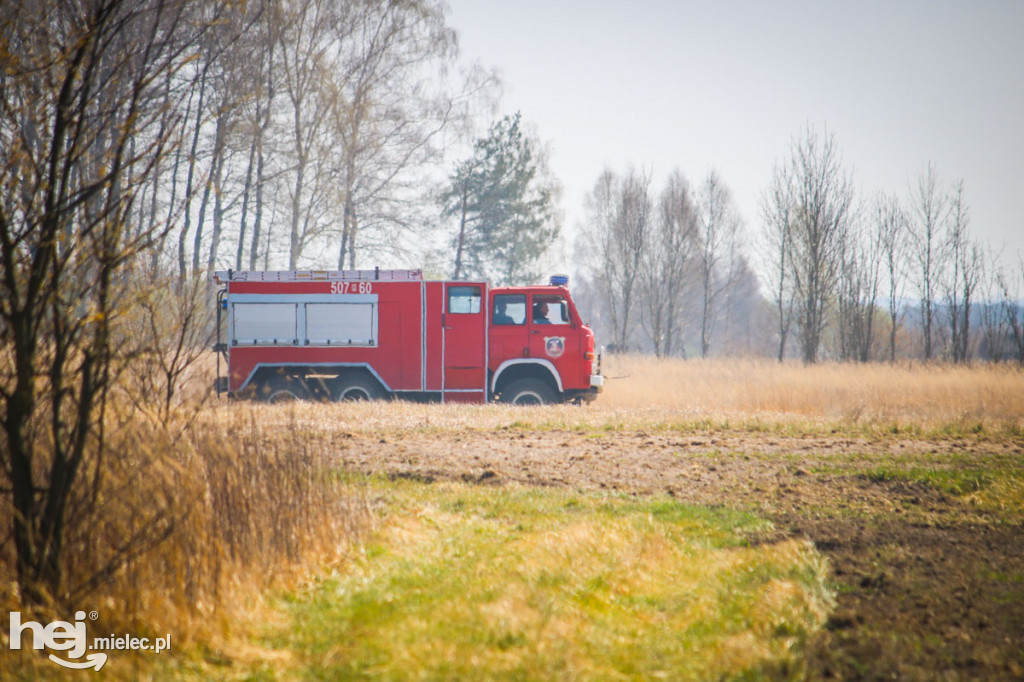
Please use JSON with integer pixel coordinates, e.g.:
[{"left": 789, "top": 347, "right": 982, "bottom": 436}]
[
  {"left": 489, "top": 292, "right": 530, "bottom": 367},
  {"left": 443, "top": 283, "right": 487, "bottom": 403},
  {"left": 528, "top": 293, "right": 580, "bottom": 383}
]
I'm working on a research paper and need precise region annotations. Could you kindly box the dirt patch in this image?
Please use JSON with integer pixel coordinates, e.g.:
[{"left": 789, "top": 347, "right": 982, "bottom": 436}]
[
  {"left": 336, "top": 429, "right": 1024, "bottom": 680},
  {"left": 795, "top": 510, "right": 1024, "bottom": 680}
]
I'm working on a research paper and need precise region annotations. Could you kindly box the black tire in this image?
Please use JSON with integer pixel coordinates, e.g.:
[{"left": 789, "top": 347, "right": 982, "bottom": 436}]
[
  {"left": 333, "top": 374, "right": 383, "bottom": 401},
  {"left": 260, "top": 375, "right": 309, "bottom": 403},
  {"left": 498, "top": 378, "right": 556, "bottom": 406}
]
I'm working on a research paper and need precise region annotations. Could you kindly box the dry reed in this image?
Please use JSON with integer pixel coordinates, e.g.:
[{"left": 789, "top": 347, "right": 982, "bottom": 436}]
[
  {"left": 230, "top": 356, "right": 1024, "bottom": 437},
  {"left": 1, "top": 396, "right": 372, "bottom": 669},
  {"left": 599, "top": 356, "right": 1024, "bottom": 426}
]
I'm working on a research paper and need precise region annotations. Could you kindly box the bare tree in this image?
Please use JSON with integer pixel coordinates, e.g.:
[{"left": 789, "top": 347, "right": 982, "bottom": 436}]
[
  {"left": 1000, "top": 257, "right": 1024, "bottom": 364},
  {"left": 760, "top": 165, "right": 795, "bottom": 361},
  {"left": 979, "top": 253, "right": 1009, "bottom": 362},
  {"left": 177, "top": 62, "right": 210, "bottom": 278},
  {"left": 762, "top": 126, "right": 854, "bottom": 363},
  {"left": 639, "top": 170, "right": 698, "bottom": 357},
  {"left": 330, "top": 0, "right": 472, "bottom": 269},
  {"left": 246, "top": 8, "right": 278, "bottom": 271},
  {"left": 168, "top": 1, "right": 254, "bottom": 277},
  {"left": 0, "top": 0, "right": 206, "bottom": 605},
  {"left": 943, "top": 181, "right": 979, "bottom": 363},
  {"left": 148, "top": 57, "right": 194, "bottom": 270},
  {"left": 875, "top": 192, "right": 909, "bottom": 362},
  {"left": 837, "top": 215, "right": 881, "bottom": 362},
  {"left": 273, "top": 0, "right": 347, "bottom": 269},
  {"left": 910, "top": 162, "right": 947, "bottom": 360},
  {"left": 695, "top": 170, "right": 742, "bottom": 358},
  {"left": 582, "top": 169, "right": 652, "bottom": 352},
  {"left": 196, "top": 104, "right": 229, "bottom": 271},
  {"left": 192, "top": 0, "right": 275, "bottom": 272}
]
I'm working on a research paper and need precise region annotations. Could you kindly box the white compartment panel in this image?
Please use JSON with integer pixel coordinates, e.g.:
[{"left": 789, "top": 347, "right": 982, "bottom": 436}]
[
  {"left": 232, "top": 303, "right": 297, "bottom": 344},
  {"left": 305, "top": 303, "right": 376, "bottom": 345}
]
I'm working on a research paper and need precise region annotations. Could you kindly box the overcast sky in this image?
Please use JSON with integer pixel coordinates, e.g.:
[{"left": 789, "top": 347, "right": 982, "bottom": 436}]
[{"left": 445, "top": 0, "right": 1024, "bottom": 274}]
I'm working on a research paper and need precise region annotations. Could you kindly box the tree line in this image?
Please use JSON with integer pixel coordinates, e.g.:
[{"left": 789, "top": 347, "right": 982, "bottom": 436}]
[
  {"left": 576, "top": 126, "right": 1024, "bottom": 365},
  {"left": 575, "top": 168, "right": 758, "bottom": 358},
  {"left": 149, "top": 0, "right": 495, "bottom": 275},
  {"left": 37, "top": 0, "right": 560, "bottom": 283}
]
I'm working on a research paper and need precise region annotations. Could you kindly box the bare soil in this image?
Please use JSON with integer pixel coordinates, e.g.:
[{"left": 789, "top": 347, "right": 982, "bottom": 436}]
[{"left": 337, "top": 428, "right": 1024, "bottom": 680}]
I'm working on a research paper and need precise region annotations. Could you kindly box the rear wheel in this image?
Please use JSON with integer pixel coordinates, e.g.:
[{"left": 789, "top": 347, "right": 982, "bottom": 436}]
[
  {"left": 334, "top": 374, "right": 383, "bottom": 401},
  {"left": 499, "top": 378, "right": 556, "bottom": 406},
  {"left": 260, "top": 375, "right": 309, "bottom": 403}
]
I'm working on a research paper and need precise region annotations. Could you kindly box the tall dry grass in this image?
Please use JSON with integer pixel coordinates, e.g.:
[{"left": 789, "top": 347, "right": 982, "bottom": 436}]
[
  {"left": 0, "top": 396, "right": 372, "bottom": 666},
  {"left": 599, "top": 355, "right": 1024, "bottom": 428},
  {"left": 233, "top": 356, "right": 1024, "bottom": 437}
]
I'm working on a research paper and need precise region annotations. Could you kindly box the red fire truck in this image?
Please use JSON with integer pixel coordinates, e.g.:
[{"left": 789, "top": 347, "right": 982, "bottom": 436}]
[{"left": 213, "top": 269, "right": 603, "bottom": 405}]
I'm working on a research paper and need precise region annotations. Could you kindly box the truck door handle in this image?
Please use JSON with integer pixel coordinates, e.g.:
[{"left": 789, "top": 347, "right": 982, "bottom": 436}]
[{"left": 530, "top": 330, "right": 540, "bottom": 334}]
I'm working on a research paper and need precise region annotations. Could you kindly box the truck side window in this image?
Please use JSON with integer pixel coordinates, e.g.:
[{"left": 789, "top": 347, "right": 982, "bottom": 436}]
[
  {"left": 532, "top": 295, "right": 569, "bottom": 325},
  {"left": 448, "top": 285, "right": 481, "bottom": 314},
  {"left": 492, "top": 294, "right": 526, "bottom": 325}
]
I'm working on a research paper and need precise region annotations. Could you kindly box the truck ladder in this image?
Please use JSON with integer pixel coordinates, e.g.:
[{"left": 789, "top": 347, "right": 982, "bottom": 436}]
[{"left": 213, "top": 268, "right": 422, "bottom": 283}]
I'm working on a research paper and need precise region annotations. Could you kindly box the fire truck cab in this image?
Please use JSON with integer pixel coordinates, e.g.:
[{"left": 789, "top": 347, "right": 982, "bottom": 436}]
[{"left": 213, "top": 269, "right": 603, "bottom": 405}]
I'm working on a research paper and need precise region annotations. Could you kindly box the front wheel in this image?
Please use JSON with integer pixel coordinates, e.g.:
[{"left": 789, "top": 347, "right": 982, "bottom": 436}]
[{"left": 498, "top": 378, "right": 556, "bottom": 406}]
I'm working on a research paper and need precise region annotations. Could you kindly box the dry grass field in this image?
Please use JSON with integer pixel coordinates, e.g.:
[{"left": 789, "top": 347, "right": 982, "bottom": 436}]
[
  {"left": 263, "top": 355, "right": 1024, "bottom": 437},
  {"left": 4, "top": 356, "right": 1023, "bottom": 679},
  {"left": 600, "top": 356, "right": 1024, "bottom": 426},
  {"left": 168, "top": 356, "right": 1021, "bottom": 681}
]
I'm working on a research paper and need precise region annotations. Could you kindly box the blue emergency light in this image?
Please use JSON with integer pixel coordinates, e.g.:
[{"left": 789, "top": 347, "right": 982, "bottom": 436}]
[{"left": 549, "top": 274, "right": 569, "bottom": 287}]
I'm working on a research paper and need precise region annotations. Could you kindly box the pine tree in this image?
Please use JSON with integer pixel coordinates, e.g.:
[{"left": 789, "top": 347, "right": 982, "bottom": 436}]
[{"left": 443, "top": 113, "right": 559, "bottom": 284}]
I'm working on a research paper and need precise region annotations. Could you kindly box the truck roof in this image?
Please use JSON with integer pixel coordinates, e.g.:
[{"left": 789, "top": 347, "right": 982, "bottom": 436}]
[{"left": 212, "top": 270, "right": 572, "bottom": 293}]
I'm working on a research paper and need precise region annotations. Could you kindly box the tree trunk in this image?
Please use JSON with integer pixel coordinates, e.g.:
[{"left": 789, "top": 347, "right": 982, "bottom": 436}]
[
  {"left": 236, "top": 136, "right": 257, "bottom": 270},
  {"left": 205, "top": 112, "right": 228, "bottom": 271},
  {"left": 179, "top": 69, "right": 207, "bottom": 279},
  {"left": 452, "top": 182, "right": 470, "bottom": 279}
]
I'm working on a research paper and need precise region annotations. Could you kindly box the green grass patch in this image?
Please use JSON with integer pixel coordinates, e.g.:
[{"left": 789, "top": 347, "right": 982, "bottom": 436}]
[
  {"left": 867, "top": 466, "right": 994, "bottom": 496},
  {"left": 866, "top": 465, "right": 1024, "bottom": 515},
  {"left": 248, "top": 479, "right": 833, "bottom": 681}
]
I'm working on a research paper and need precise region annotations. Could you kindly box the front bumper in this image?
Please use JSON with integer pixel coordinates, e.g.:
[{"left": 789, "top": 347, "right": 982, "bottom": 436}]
[{"left": 590, "top": 374, "right": 605, "bottom": 391}]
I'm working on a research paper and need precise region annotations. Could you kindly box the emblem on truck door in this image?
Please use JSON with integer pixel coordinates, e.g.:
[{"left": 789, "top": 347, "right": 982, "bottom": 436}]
[{"left": 544, "top": 336, "right": 565, "bottom": 359}]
